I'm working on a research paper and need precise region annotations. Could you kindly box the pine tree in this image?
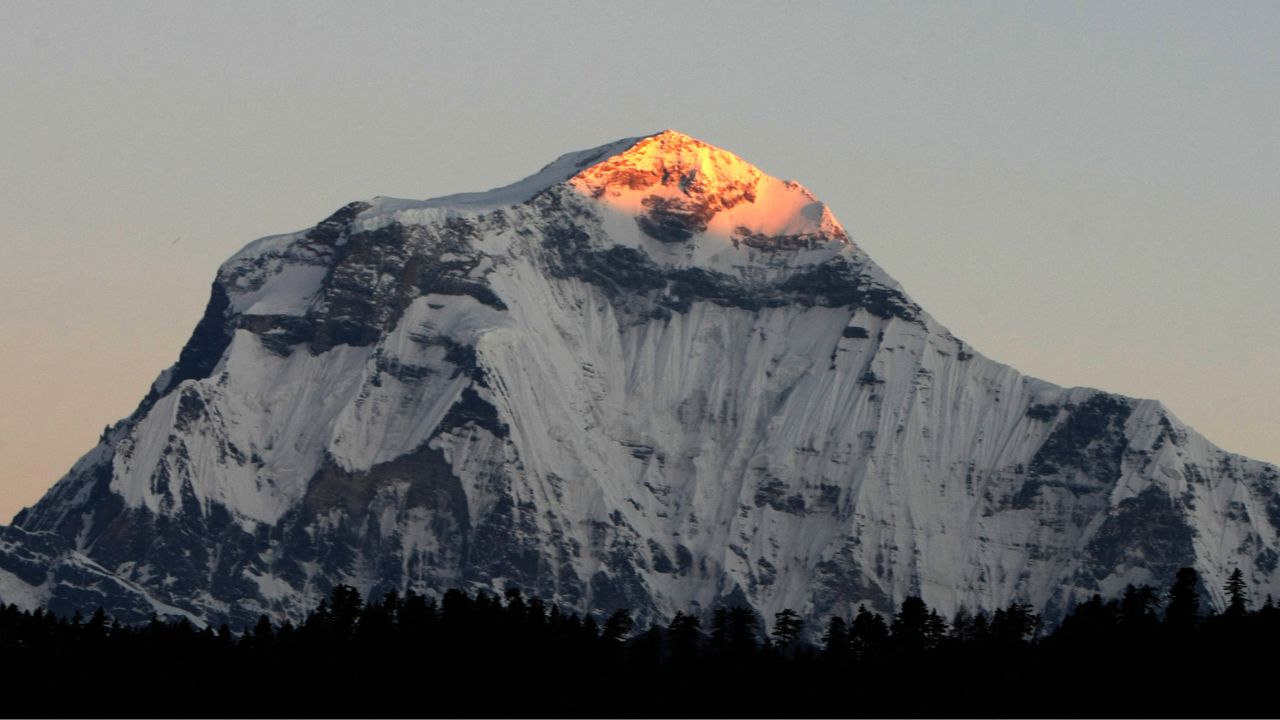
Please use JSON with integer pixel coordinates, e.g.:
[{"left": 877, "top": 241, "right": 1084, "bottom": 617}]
[
  {"left": 251, "top": 614, "right": 275, "bottom": 649},
  {"left": 709, "top": 607, "right": 731, "bottom": 653},
  {"left": 628, "top": 627, "right": 664, "bottom": 668},
  {"left": 822, "top": 616, "right": 849, "bottom": 660},
  {"left": 950, "top": 607, "right": 973, "bottom": 644},
  {"left": 728, "top": 607, "right": 760, "bottom": 654},
  {"left": 989, "top": 603, "right": 1039, "bottom": 644},
  {"left": 582, "top": 615, "right": 600, "bottom": 638},
  {"left": 1164, "top": 567, "right": 1201, "bottom": 628},
  {"left": 276, "top": 620, "right": 296, "bottom": 645},
  {"left": 602, "top": 609, "right": 634, "bottom": 644},
  {"left": 1119, "top": 585, "right": 1160, "bottom": 630},
  {"left": 850, "top": 604, "right": 889, "bottom": 660},
  {"left": 970, "top": 612, "right": 990, "bottom": 644},
  {"left": 357, "top": 594, "right": 394, "bottom": 642},
  {"left": 441, "top": 588, "right": 471, "bottom": 628},
  {"left": 892, "top": 596, "right": 932, "bottom": 653},
  {"left": 771, "top": 608, "right": 804, "bottom": 648},
  {"left": 381, "top": 589, "right": 402, "bottom": 623},
  {"left": 925, "top": 609, "right": 949, "bottom": 648},
  {"left": 329, "top": 584, "right": 363, "bottom": 638},
  {"left": 216, "top": 623, "right": 234, "bottom": 646},
  {"left": 1058, "top": 594, "right": 1117, "bottom": 642},
  {"left": 85, "top": 608, "right": 108, "bottom": 641},
  {"left": 667, "top": 611, "right": 702, "bottom": 662},
  {"left": 526, "top": 597, "right": 548, "bottom": 627},
  {"left": 1224, "top": 568, "right": 1249, "bottom": 616},
  {"left": 503, "top": 587, "right": 526, "bottom": 617},
  {"left": 398, "top": 590, "right": 436, "bottom": 636}
]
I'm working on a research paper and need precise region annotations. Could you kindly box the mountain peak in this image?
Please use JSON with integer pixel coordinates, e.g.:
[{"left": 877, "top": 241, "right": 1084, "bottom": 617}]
[
  {"left": 570, "top": 130, "right": 848, "bottom": 246},
  {"left": 573, "top": 129, "right": 763, "bottom": 199}
]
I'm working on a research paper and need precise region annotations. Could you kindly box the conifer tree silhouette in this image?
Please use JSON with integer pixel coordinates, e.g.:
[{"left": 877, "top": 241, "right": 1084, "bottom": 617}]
[{"left": 1225, "top": 568, "right": 1250, "bottom": 616}]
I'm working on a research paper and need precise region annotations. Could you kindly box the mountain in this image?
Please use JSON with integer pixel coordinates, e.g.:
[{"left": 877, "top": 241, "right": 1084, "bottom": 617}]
[{"left": 3, "top": 130, "right": 1278, "bottom": 629}]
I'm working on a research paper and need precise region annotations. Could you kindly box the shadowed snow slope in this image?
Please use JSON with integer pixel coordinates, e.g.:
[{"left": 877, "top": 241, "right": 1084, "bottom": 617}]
[{"left": 3, "top": 130, "right": 1279, "bottom": 629}]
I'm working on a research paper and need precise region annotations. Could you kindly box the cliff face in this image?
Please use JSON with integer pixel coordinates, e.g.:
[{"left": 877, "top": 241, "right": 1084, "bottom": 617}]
[{"left": 4, "top": 131, "right": 1279, "bottom": 628}]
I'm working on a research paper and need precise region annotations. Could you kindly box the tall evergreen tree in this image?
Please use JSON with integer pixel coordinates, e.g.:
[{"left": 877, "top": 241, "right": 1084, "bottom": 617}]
[
  {"left": 822, "top": 616, "right": 849, "bottom": 660},
  {"left": 1165, "top": 567, "right": 1201, "bottom": 628},
  {"left": 381, "top": 589, "right": 402, "bottom": 620},
  {"left": 925, "top": 609, "right": 949, "bottom": 647},
  {"left": 329, "top": 584, "right": 363, "bottom": 638},
  {"left": 251, "top": 614, "right": 275, "bottom": 649},
  {"left": 727, "top": 607, "right": 760, "bottom": 655},
  {"left": 85, "top": 608, "right": 108, "bottom": 641},
  {"left": 216, "top": 622, "right": 235, "bottom": 646},
  {"left": 503, "top": 587, "right": 527, "bottom": 617},
  {"left": 276, "top": 620, "right": 296, "bottom": 645},
  {"left": 582, "top": 615, "right": 600, "bottom": 640},
  {"left": 1057, "top": 594, "right": 1117, "bottom": 641},
  {"left": 950, "top": 607, "right": 974, "bottom": 644},
  {"left": 892, "top": 596, "right": 932, "bottom": 653},
  {"left": 1119, "top": 585, "right": 1160, "bottom": 631},
  {"left": 850, "top": 604, "right": 889, "bottom": 660},
  {"left": 667, "top": 611, "right": 702, "bottom": 662},
  {"left": 989, "top": 603, "right": 1039, "bottom": 644},
  {"left": 969, "top": 611, "right": 990, "bottom": 644},
  {"left": 771, "top": 608, "right": 804, "bottom": 648},
  {"left": 526, "top": 598, "right": 548, "bottom": 627},
  {"left": 601, "top": 609, "right": 634, "bottom": 645},
  {"left": 357, "top": 595, "right": 394, "bottom": 642},
  {"left": 398, "top": 590, "right": 437, "bottom": 636},
  {"left": 709, "top": 607, "right": 731, "bottom": 654},
  {"left": 1225, "top": 568, "right": 1250, "bottom": 616}
]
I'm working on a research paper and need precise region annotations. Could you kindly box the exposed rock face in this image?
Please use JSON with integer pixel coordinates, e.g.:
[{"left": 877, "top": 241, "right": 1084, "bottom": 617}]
[{"left": 3, "top": 130, "right": 1279, "bottom": 628}]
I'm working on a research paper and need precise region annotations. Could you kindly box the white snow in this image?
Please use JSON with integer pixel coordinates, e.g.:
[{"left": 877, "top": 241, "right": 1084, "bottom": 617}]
[
  {"left": 0, "top": 566, "right": 49, "bottom": 610},
  {"left": 111, "top": 334, "right": 375, "bottom": 525},
  {"left": 352, "top": 134, "right": 648, "bottom": 231},
  {"left": 231, "top": 263, "right": 329, "bottom": 317}
]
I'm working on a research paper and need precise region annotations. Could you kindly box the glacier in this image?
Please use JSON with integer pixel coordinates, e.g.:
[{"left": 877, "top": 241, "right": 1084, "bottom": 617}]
[{"left": 2, "top": 130, "right": 1278, "bottom": 629}]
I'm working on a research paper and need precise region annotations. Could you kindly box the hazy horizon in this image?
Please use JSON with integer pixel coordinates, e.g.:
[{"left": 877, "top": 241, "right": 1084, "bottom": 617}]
[{"left": 2, "top": 0, "right": 1277, "bottom": 522}]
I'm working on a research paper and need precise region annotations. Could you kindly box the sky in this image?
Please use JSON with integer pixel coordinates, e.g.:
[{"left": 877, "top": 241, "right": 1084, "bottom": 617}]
[{"left": 1, "top": 0, "right": 1277, "bottom": 522}]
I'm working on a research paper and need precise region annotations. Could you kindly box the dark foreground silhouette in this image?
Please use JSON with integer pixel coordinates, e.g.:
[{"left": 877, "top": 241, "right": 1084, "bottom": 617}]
[{"left": 0, "top": 567, "right": 1274, "bottom": 717}]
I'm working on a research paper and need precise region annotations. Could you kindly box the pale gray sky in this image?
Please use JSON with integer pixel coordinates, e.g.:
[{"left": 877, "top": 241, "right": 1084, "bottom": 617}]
[{"left": 2, "top": 0, "right": 1277, "bottom": 521}]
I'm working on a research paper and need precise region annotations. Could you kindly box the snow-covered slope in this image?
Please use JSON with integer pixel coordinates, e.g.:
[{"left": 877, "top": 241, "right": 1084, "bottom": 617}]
[{"left": 3, "top": 130, "right": 1279, "bottom": 628}]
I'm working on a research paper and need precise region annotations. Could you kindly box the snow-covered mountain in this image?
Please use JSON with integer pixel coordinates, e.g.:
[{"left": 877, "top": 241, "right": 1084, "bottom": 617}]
[{"left": 3, "top": 130, "right": 1278, "bottom": 629}]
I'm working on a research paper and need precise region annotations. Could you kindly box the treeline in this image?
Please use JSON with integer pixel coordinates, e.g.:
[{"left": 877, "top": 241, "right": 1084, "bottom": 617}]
[{"left": 0, "top": 568, "right": 1276, "bottom": 717}]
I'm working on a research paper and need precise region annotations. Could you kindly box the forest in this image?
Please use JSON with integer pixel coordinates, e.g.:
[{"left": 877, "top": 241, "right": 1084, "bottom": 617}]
[{"left": 0, "top": 567, "right": 1274, "bottom": 717}]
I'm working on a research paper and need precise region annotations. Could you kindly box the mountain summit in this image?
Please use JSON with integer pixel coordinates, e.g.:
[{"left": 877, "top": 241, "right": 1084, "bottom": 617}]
[{"left": 3, "top": 131, "right": 1278, "bottom": 628}]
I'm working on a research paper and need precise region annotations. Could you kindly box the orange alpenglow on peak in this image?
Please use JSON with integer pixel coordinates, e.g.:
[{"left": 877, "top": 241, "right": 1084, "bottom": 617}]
[{"left": 569, "top": 130, "right": 849, "bottom": 247}]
